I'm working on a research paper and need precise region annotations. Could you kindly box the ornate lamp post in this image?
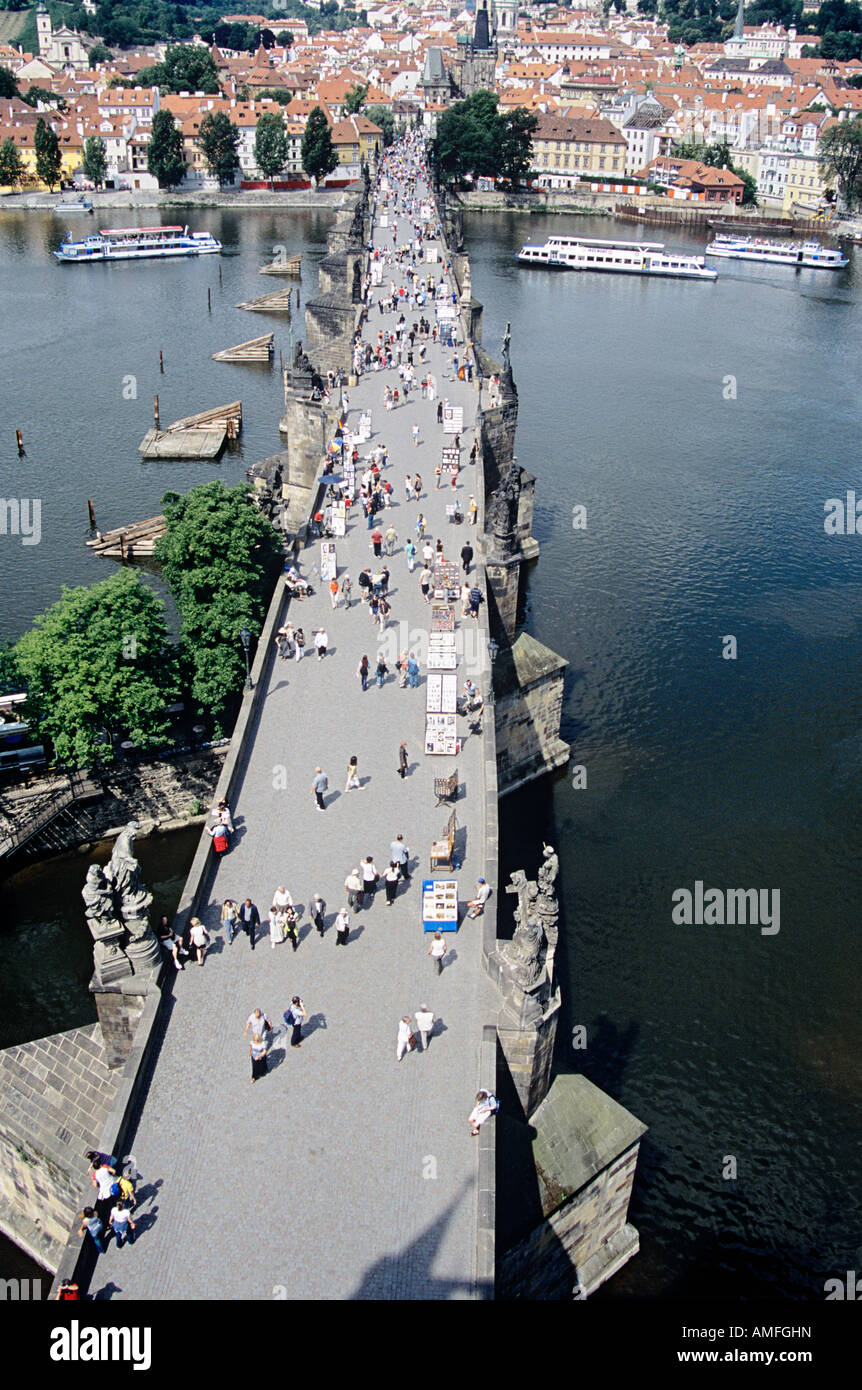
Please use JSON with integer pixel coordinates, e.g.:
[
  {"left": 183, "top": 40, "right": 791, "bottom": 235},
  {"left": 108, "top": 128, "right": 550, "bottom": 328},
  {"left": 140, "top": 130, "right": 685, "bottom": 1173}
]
[{"left": 240, "top": 626, "right": 253, "bottom": 692}]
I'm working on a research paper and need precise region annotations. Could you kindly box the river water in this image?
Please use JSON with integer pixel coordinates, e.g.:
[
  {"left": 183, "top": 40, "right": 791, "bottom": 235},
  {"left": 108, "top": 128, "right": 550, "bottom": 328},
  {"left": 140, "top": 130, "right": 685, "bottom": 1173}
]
[{"left": 1, "top": 204, "right": 860, "bottom": 1299}]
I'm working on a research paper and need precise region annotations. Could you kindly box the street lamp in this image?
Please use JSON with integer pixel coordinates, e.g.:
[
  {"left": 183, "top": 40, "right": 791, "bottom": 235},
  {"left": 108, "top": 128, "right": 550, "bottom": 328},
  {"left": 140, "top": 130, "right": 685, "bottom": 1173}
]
[
  {"left": 240, "top": 627, "right": 253, "bottom": 691},
  {"left": 485, "top": 636, "right": 499, "bottom": 736}
]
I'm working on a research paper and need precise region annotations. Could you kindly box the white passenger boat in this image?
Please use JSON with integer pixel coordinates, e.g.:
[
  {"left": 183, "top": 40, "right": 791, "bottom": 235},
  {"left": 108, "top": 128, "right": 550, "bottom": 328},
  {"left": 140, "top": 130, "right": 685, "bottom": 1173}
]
[
  {"left": 704, "top": 233, "right": 847, "bottom": 268},
  {"left": 54, "top": 224, "right": 222, "bottom": 262},
  {"left": 517, "top": 235, "right": 717, "bottom": 280}
]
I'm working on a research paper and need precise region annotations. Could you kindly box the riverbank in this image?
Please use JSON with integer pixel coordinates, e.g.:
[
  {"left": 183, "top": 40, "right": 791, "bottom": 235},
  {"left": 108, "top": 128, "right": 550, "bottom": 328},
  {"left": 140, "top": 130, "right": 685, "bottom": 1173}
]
[{"left": 0, "top": 187, "right": 354, "bottom": 212}]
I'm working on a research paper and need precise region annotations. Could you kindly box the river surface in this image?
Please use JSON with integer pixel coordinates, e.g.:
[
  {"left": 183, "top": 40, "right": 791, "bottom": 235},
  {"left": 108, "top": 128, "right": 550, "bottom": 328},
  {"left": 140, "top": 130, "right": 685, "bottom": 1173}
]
[{"left": 1, "top": 204, "right": 860, "bottom": 1299}]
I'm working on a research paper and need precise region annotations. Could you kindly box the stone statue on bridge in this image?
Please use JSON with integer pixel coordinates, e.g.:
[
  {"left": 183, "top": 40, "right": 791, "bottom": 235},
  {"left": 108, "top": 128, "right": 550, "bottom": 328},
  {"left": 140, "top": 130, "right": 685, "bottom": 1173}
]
[
  {"left": 486, "top": 468, "right": 521, "bottom": 558},
  {"left": 82, "top": 863, "right": 132, "bottom": 984},
  {"left": 83, "top": 822, "right": 162, "bottom": 979}
]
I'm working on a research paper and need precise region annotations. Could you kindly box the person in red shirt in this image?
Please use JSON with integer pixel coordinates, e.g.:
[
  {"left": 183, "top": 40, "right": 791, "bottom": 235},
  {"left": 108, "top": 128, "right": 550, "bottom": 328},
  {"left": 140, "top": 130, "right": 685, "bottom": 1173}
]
[{"left": 371, "top": 528, "right": 383, "bottom": 558}]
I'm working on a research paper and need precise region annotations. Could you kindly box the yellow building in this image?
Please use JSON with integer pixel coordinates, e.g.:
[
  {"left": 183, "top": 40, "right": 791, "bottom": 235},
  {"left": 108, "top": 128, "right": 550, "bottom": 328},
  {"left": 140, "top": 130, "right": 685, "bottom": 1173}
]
[
  {"left": 330, "top": 114, "right": 384, "bottom": 168},
  {"left": 782, "top": 151, "right": 831, "bottom": 212},
  {"left": 0, "top": 121, "right": 80, "bottom": 188},
  {"left": 531, "top": 115, "right": 627, "bottom": 188}
]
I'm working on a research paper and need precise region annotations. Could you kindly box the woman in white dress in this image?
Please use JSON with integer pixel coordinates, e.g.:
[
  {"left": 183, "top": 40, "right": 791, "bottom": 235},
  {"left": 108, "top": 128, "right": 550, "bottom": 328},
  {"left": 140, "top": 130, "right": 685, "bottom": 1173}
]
[{"left": 269, "top": 906, "right": 286, "bottom": 948}]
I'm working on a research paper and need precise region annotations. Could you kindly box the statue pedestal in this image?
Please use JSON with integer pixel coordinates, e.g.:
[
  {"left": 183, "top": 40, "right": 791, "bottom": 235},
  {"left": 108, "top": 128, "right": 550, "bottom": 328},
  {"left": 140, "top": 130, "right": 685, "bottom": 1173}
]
[{"left": 89, "top": 969, "right": 160, "bottom": 1070}]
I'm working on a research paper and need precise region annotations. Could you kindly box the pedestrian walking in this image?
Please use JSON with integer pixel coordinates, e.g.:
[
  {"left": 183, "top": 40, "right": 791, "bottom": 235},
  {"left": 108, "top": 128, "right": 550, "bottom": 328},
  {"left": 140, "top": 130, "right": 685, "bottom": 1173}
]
[
  {"left": 109, "top": 1201, "right": 136, "bottom": 1250},
  {"left": 436, "top": 400, "right": 443, "bottom": 425},
  {"left": 294, "top": 627, "right": 305, "bottom": 660},
  {"left": 405, "top": 538, "right": 416, "bottom": 571},
  {"left": 250, "top": 1033, "right": 268, "bottom": 1084},
  {"left": 90, "top": 1159, "right": 118, "bottom": 1225},
  {"left": 371, "top": 528, "right": 383, "bottom": 558},
  {"left": 360, "top": 855, "right": 379, "bottom": 902},
  {"left": 286, "top": 996, "right": 307, "bottom": 1047},
  {"left": 384, "top": 524, "right": 398, "bottom": 555},
  {"left": 345, "top": 867, "right": 362, "bottom": 910},
  {"left": 413, "top": 473, "right": 422, "bottom": 500},
  {"left": 313, "top": 628, "right": 328, "bottom": 660},
  {"left": 435, "top": 462, "right": 442, "bottom": 490},
  {"left": 345, "top": 754, "right": 361, "bottom": 791},
  {"left": 422, "top": 540, "right": 435, "bottom": 567},
  {"left": 376, "top": 653, "right": 388, "bottom": 687},
  {"left": 340, "top": 573, "right": 352, "bottom": 608},
  {"left": 407, "top": 655, "right": 420, "bottom": 688},
  {"left": 398, "top": 740, "right": 408, "bottom": 778},
  {"left": 468, "top": 585, "right": 484, "bottom": 619},
  {"left": 78, "top": 1208, "right": 106, "bottom": 1254},
  {"left": 335, "top": 908, "right": 350, "bottom": 945},
  {"left": 395, "top": 651, "right": 408, "bottom": 687},
  {"left": 467, "top": 878, "right": 491, "bottom": 917},
  {"left": 240, "top": 898, "right": 260, "bottom": 950},
  {"left": 221, "top": 898, "right": 240, "bottom": 944},
  {"left": 311, "top": 766, "right": 329, "bottom": 811},
  {"left": 208, "top": 820, "right": 230, "bottom": 857},
  {"left": 396, "top": 1015, "right": 416, "bottom": 1062},
  {"left": 310, "top": 893, "right": 326, "bottom": 936},
  {"left": 460, "top": 581, "right": 472, "bottom": 618},
  {"left": 460, "top": 542, "right": 473, "bottom": 575},
  {"left": 390, "top": 833, "right": 411, "bottom": 880},
  {"left": 428, "top": 931, "right": 447, "bottom": 975},
  {"left": 284, "top": 903, "right": 299, "bottom": 951},
  {"left": 244, "top": 1007, "right": 272, "bottom": 1038},
  {"left": 415, "top": 513, "right": 426, "bottom": 539},
  {"left": 384, "top": 862, "right": 400, "bottom": 905},
  {"left": 404, "top": 475, "right": 412, "bottom": 502},
  {"left": 189, "top": 917, "right": 210, "bottom": 966},
  {"left": 269, "top": 906, "right": 287, "bottom": 948},
  {"left": 414, "top": 1005, "right": 435, "bottom": 1051},
  {"left": 330, "top": 577, "right": 340, "bottom": 609},
  {"left": 412, "top": 423, "right": 420, "bottom": 447},
  {"left": 468, "top": 1090, "right": 499, "bottom": 1136},
  {"left": 468, "top": 495, "right": 478, "bottom": 525},
  {"left": 357, "top": 654, "right": 370, "bottom": 691},
  {"left": 419, "top": 567, "right": 432, "bottom": 603}
]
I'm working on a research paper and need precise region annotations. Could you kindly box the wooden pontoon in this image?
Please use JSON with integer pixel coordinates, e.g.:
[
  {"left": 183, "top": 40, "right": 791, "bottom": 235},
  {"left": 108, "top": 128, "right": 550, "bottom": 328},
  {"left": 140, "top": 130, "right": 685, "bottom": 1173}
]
[
  {"left": 259, "top": 255, "right": 301, "bottom": 276},
  {"left": 138, "top": 401, "right": 242, "bottom": 458},
  {"left": 212, "top": 334, "right": 274, "bottom": 363}
]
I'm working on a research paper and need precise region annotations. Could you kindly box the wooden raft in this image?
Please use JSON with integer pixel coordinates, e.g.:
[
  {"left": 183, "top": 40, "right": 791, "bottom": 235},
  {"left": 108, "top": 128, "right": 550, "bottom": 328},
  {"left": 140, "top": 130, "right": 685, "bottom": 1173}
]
[
  {"left": 259, "top": 255, "right": 301, "bottom": 276},
  {"left": 86, "top": 514, "right": 166, "bottom": 559},
  {"left": 138, "top": 401, "right": 242, "bottom": 458},
  {"left": 212, "top": 334, "right": 274, "bottom": 363},
  {"left": 236, "top": 288, "right": 293, "bottom": 312}
]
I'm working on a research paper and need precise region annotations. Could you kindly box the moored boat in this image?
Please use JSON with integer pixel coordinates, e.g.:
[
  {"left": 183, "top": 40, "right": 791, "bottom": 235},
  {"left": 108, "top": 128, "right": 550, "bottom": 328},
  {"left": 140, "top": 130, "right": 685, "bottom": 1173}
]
[
  {"left": 54, "top": 224, "right": 221, "bottom": 262},
  {"left": 54, "top": 196, "right": 93, "bottom": 213},
  {"left": 704, "top": 233, "right": 847, "bottom": 268},
  {"left": 517, "top": 235, "right": 717, "bottom": 280}
]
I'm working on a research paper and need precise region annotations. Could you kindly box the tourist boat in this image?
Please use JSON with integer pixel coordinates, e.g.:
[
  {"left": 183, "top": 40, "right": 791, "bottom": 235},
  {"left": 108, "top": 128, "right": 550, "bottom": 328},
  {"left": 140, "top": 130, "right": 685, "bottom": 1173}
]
[
  {"left": 54, "top": 225, "right": 222, "bottom": 262},
  {"left": 704, "top": 233, "right": 848, "bottom": 269},
  {"left": 517, "top": 235, "right": 717, "bottom": 280},
  {"left": 54, "top": 196, "right": 93, "bottom": 213}
]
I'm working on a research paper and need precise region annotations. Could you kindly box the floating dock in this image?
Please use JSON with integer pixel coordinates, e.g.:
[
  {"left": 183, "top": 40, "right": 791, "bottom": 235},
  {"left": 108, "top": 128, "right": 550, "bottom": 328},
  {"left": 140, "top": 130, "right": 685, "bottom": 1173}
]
[
  {"left": 138, "top": 401, "right": 242, "bottom": 458},
  {"left": 236, "top": 288, "right": 293, "bottom": 312},
  {"left": 212, "top": 334, "right": 274, "bottom": 363}
]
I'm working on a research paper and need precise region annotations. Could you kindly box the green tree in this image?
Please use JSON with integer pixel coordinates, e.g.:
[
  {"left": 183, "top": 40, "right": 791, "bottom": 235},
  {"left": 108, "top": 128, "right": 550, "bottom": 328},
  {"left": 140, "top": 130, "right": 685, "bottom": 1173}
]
[
  {"left": 198, "top": 110, "right": 241, "bottom": 187},
  {"left": 138, "top": 44, "right": 220, "bottom": 95},
  {"left": 301, "top": 105, "right": 338, "bottom": 183},
  {"left": 345, "top": 81, "right": 368, "bottom": 114},
  {"left": 819, "top": 114, "right": 862, "bottom": 208},
  {"left": 0, "top": 136, "right": 25, "bottom": 189},
  {"left": 257, "top": 86, "right": 293, "bottom": 104},
  {"left": 81, "top": 135, "right": 107, "bottom": 187},
  {"left": 0, "top": 66, "right": 19, "bottom": 100},
  {"left": 432, "top": 91, "right": 504, "bottom": 185},
  {"left": 497, "top": 106, "right": 538, "bottom": 186},
  {"left": 366, "top": 104, "right": 395, "bottom": 147},
  {"left": 88, "top": 43, "right": 113, "bottom": 65},
  {"left": 254, "top": 110, "right": 288, "bottom": 185},
  {"left": 154, "top": 482, "right": 281, "bottom": 729},
  {"left": 34, "top": 116, "right": 62, "bottom": 192},
  {"left": 147, "top": 108, "right": 187, "bottom": 189},
  {"left": 14, "top": 569, "right": 179, "bottom": 769}
]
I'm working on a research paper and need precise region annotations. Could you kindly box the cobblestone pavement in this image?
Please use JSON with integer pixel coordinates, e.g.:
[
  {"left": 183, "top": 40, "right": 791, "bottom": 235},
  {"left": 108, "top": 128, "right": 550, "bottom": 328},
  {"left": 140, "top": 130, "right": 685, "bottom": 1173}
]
[{"left": 95, "top": 151, "right": 498, "bottom": 1301}]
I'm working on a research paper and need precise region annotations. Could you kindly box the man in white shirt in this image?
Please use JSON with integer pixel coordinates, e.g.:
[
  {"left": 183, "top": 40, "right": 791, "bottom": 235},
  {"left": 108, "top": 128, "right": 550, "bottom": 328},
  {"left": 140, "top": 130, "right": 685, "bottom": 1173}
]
[
  {"left": 244, "top": 1008, "right": 272, "bottom": 1038},
  {"left": 390, "top": 834, "right": 411, "bottom": 881},
  {"left": 414, "top": 1006, "right": 434, "bottom": 1051},
  {"left": 467, "top": 878, "right": 492, "bottom": 918},
  {"left": 359, "top": 856, "right": 378, "bottom": 905}
]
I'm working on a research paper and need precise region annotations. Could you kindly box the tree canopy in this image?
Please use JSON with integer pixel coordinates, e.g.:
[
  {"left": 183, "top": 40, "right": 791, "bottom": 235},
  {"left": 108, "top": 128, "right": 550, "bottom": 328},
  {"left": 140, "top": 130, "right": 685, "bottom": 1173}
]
[
  {"left": 432, "top": 91, "right": 537, "bottom": 187},
  {"left": 14, "top": 569, "right": 179, "bottom": 769},
  {"left": 198, "top": 111, "right": 241, "bottom": 188},
  {"left": 345, "top": 82, "right": 368, "bottom": 114},
  {"left": 34, "top": 117, "right": 62, "bottom": 192},
  {"left": 0, "top": 136, "right": 25, "bottom": 189},
  {"left": 154, "top": 482, "right": 282, "bottom": 729},
  {"left": 147, "top": 108, "right": 187, "bottom": 190},
  {"left": 138, "top": 45, "right": 221, "bottom": 96},
  {"left": 819, "top": 115, "right": 862, "bottom": 208},
  {"left": 254, "top": 110, "right": 289, "bottom": 185},
  {"left": 366, "top": 104, "right": 395, "bottom": 147},
  {"left": 82, "top": 135, "right": 107, "bottom": 188},
  {"left": 302, "top": 105, "right": 338, "bottom": 183}
]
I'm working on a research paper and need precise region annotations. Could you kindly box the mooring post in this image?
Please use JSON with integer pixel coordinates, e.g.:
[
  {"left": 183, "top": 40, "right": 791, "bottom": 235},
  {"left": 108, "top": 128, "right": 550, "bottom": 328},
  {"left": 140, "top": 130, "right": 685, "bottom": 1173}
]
[
  {"left": 120, "top": 532, "right": 126, "bottom": 562},
  {"left": 159, "top": 349, "right": 164, "bottom": 374},
  {"left": 208, "top": 286, "right": 212, "bottom": 312},
  {"left": 153, "top": 394, "right": 160, "bottom": 430},
  {"left": 16, "top": 429, "right": 24, "bottom": 456},
  {"left": 218, "top": 260, "right": 222, "bottom": 286},
  {"left": 87, "top": 498, "right": 96, "bottom": 529}
]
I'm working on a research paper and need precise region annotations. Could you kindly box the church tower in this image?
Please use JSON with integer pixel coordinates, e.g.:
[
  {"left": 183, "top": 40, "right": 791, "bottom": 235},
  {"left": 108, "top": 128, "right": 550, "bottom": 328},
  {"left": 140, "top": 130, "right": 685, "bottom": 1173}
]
[
  {"left": 454, "top": 0, "right": 498, "bottom": 98},
  {"left": 36, "top": 3, "right": 53, "bottom": 58}
]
